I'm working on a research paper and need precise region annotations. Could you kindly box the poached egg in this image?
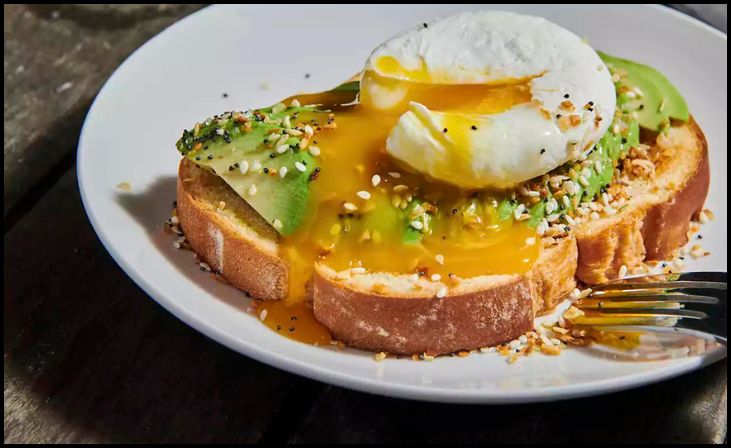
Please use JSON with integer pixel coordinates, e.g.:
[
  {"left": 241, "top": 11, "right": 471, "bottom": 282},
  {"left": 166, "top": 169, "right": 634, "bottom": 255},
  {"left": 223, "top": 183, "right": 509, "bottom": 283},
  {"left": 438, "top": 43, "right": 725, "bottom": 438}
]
[{"left": 360, "top": 11, "right": 616, "bottom": 189}]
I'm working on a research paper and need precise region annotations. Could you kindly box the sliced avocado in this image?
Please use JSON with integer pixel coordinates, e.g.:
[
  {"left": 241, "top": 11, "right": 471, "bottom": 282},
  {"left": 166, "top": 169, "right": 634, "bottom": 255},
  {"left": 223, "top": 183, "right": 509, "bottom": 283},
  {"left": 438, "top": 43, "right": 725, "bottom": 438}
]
[
  {"left": 497, "top": 198, "right": 518, "bottom": 221},
  {"left": 599, "top": 52, "right": 688, "bottom": 131},
  {"left": 361, "top": 195, "right": 405, "bottom": 240},
  {"left": 176, "top": 107, "right": 318, "bottom": 235},
  {"left": 402, "top": 199, "right": 432, "bottom": 244}
]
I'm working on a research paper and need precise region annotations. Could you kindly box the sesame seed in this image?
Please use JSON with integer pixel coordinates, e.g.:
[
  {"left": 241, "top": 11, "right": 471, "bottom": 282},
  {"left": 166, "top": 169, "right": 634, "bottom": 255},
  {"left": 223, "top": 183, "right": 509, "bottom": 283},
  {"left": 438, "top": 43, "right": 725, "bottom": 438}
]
[
  {"left": 436, "top": 287, "right": 447, "bottom": 298},
  {"left": 590, "top": 211, "right": 600, "bottom": 220},
  {"left": 356, "top": 190, "right": 371, "bottom": 200},
  {"left": 282, "top": 115, "right": 292, "bottom": 129},
  {"left": 351, "top": 267, "right": 366, "bottom": 274},
  {"left": 618, "top": 265, "right": 628, "bottom": 278},
  {"left": 388, "top": 171, "right": 401, "bottom": 178},
  {"left": 290, "top": 99, "right": 301, "bottom": 108},
  {"left": 279, "top": 166, "right": 288, "bottom": 178},
  {"left": 526, "top": 190, "right": 540, "bottom": 197},
  {"left": 248, "top": 184, "right": 258, "bottom": 196},
  {"left": 294, "top": 161, "right": 307, "bottom": 172},
  {"left": 525, "top": 237, "right": 536, "bottom": 245},
  {"left": 371, "top": 174, "right": 381, "bottom": 187},
  {"left": 435, "top": 254, "right": 445, "bottom": 265},
  {"left": 343, "top": 202, "right": 358, "bottom": 211},
  {"left": 268, "top": 132, "right": 281, "bottom": 143},
  {"left": 578, "top": 176, "right": 590, "bottom": 187},
  {"left": 272, "top": 103, "right": 286, "bottom": 113},
  {"left": 393, "top": 184, "right": 409, "bottom": 193},
  {"left": 410, "top": 273, "right": 420, "bottom": 282},
  {"left": 285, "top": 128, "right": 302, "bottom": 136},
  {"left": 272, "top": 219, "right": 283, "bottom": 230},
  {"left": 410, "top": 220, "right": 424, "bottom": 230},
  {"left": 430, "top": 274, "right": 441, "bottom": 282},
  {"left": 276, "top": 144, "right": 289, "bottom": 154},
  {"left": 238, "top": 160, "right": 249, "bottom": 175},
  {"left": 564, "top": 214, "right": 576, "bottom": 226},
  {"left": 308, "top": 146, "right": 321, "bottom": 156},
  {"left": 508, "top": 339, "right": 521, "bottom": 349},
  {"left": 304, "top": 124, "right": 314, "bottom": 137}
]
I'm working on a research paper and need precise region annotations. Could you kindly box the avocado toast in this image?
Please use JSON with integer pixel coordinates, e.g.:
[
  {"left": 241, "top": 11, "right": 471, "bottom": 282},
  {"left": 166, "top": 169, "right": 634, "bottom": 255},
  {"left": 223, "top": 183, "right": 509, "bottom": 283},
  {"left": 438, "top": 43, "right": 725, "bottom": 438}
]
[{"left": 172, "top": 16, "right": 709, "bottom": 355}]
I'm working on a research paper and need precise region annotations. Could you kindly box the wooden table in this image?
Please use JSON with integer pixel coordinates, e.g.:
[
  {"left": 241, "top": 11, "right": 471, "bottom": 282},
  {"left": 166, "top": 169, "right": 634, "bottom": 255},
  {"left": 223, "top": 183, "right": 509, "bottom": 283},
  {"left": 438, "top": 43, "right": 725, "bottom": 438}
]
[{"left": 4, "top": 4, "right": 727, "bottom": 443}]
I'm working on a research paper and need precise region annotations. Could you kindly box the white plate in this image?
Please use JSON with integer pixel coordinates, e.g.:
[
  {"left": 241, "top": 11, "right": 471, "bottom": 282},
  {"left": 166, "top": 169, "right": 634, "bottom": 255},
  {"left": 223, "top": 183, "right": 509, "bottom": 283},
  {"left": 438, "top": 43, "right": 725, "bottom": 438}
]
[{"left": 78, "top": 4, "right": 727, "bottom": 403}]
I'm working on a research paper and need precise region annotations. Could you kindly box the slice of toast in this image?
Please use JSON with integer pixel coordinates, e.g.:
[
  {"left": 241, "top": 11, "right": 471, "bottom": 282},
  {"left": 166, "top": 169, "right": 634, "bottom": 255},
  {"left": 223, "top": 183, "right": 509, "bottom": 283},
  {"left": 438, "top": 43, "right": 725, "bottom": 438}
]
[{"left": 176, "top": 119, "right": 708, "bottom": 355}]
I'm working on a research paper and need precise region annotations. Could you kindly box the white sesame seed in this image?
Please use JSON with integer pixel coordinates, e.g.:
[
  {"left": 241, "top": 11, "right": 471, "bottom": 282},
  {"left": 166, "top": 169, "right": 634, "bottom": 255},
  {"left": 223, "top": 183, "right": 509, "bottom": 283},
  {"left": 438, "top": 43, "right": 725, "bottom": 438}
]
[
  {"left": 436, "top": 286, "right": 447, "bottom": 298},
  {"left": 276, "top": 134, "right": 289, "bottom": 147},
  {"left": 272, "top": 219, "right": 283, "bottom": 230},
  {"left": 259, "top": 309, "right": 268, "bottom": 321},
  {"left": 410, "top": 273, "right": 420, "bottom": 282},
  {"left": 564, "top": 214, "right": 576, "bottom": 226},
  {"left": 546, "top": 213, "right": 560, "bottom": 223},
  {"left": 410, "top": 220, "right": 424, "bottom": 230},
  {"left": 294, "top": 161, "right": 307, "bottom": 172},
  {"left": 285, "top": 128, "right": 302, "bottom": 136},
  {"left": 518, "top": 185, "right": 530, "bottom": 196},
  {"left": 525, "top": 237, "right": 536, "bottom": 245},
  {"left": 279, "top": 166, "right": 288, "bottom": 178},
  {"left": 239, "top": 160, "right": 249, "bottom": 175},
  {"left": 304, "top": 124, "right": 314, "bottom": 137},
  {"left": 276, "top": 144, "right": 289, "bottom": 154},
  {"left": 170, "top": 215, "right": 179, "bottom": 225},
  {"left": 290, "top": 99, "right": 301, "bottom": 108},
  {"left": 618, "top": 265, "right": 628, "bottom": 278},
  {"left": 251, "top": 160, "right": 262, "bottom": 172},
  {"left": 508, "top": 339, "right": 521, "bottom": 349},
  {"left": 308, "top": 146, "right": 321, "bottom": 156},
  {"left": 343, "top": 202, "right": 358, "bottom": 211},
  {"left": 430, "top": 274, "right": 441, "bottom": 282},
  {"left": 435, "top": 254, "right": 445, "bottom": 265},
  {"left": 604, "top": 206, "right": 617, "bottom": 215},
  {"left": 589, "top": 202, "right": 603, "bottom": 211},
  {"left": 282, "top": 115, "right": 292, "bottom": 129},
  {"left": 578, "top": 176, "right": 590, "bottom": 187},
  {"left": 590, "top": 211, "right": 600, "bottom": 220},
  {"left": 519, "top": 335, "right": 528, "bottom": 344},
  {"left": 271, "top": 103, "right": 286, "bottom": 113},
  {"left": 562, "top": 195, "right": 571, "bottom": 208},
  {"left": 582, "top": 111, "right": 592, "bottom": 122},
  {"left": 393, "top": 184, "right": 409, "bottom": 193},
  {"left": 551, "top": 338, "right": 562, "bottom": 346},
  {"left": 511, "top": 190, "right": 517, "bottom": 200},
  {"left": 267, "top": 132, "right": 281, "bottom": 143},
  {"left": 356, "top": 190, "right": 371, "bottom": 200},
  {"left": 526, "top": 190, "right": 540, "bottom": 197},
  {"left": 371, "top": 174, "right": 381, "bottom": 187},
  {"left": 351, "top": 267, "right": 366, "bottom": 274},
  {"left": 248, "top": 184, "right": 258, "bottom": 196},
  {"left": 388, "top": 171, "right": 401, "bottom": 178},
  {"left": 545, "top": 201, "right": 556, "bottom": 214}
]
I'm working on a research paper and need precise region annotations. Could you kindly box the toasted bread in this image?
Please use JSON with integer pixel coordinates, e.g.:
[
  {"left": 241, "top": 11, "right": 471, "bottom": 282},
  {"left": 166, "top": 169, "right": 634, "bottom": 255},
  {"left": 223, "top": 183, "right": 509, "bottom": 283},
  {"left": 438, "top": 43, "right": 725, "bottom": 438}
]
[{"left": 176, "top": 119, "right": 708, "bottom": 355}]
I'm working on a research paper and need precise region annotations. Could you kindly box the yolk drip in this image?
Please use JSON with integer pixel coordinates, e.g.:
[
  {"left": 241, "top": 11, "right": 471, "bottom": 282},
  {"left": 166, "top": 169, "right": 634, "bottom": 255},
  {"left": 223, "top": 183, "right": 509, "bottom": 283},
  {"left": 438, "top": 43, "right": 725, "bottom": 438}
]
[{"left": 257, "top": 72, "right": 538, "bottom": 344}]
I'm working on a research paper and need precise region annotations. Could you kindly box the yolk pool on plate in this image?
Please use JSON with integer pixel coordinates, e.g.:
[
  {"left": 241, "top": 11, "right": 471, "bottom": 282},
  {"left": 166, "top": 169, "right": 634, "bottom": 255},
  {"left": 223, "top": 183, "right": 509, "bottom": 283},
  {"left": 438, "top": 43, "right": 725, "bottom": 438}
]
[{"left": 257, "top": 73, "right": 540, "bottom": 344}]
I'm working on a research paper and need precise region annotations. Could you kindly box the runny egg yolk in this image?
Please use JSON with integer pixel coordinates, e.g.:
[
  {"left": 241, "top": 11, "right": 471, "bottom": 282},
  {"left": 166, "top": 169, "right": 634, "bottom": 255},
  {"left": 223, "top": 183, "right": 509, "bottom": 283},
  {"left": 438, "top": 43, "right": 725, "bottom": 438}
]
[{"left": 257, "top": 65, "right": 539, "bottom": 344}]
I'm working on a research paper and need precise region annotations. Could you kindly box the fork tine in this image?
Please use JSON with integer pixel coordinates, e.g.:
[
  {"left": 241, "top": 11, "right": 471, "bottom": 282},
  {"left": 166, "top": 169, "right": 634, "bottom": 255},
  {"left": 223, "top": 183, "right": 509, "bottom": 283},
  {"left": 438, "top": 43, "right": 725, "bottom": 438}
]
[
  {"left": 591, "top": 280, "right": 727, "bottom": 291},
  {"left": 579, "top": 308, "right": 708, "bottom": 319},
  {"left": 581, "top": 293, "right": 720, "bottom": 304},
  {"left": 591, "top": 271, "right": 727, "bottom": 291}
]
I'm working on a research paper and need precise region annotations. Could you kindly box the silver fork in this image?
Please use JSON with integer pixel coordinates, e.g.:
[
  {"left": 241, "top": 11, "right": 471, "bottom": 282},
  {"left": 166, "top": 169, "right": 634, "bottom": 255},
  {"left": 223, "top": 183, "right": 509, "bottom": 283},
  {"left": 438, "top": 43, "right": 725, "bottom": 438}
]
[{"left": 570, "top": 271, "right": 727, "bottom": 345}]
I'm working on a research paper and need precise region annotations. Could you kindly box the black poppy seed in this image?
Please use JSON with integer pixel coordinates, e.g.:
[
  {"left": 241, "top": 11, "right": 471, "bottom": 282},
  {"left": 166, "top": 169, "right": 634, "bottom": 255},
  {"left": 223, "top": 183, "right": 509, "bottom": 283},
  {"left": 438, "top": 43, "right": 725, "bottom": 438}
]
[
  {"left": 697, "top": 234, "right": 703, "bottom": 239},
  {"left": 228, "top": 166, "right": 234, "bottom": 171},
  {"left": 587, "top": 107, "right": 594, "bottom": 112},
  {"left": 588, "top": 101, "right": 594, "bottom": 106},
  {"left": 204, "top": 145, "right": 208, "bottom": 150},
  {"left": 222, "top": 92, "right": 228, "bottom": 98},
  {"left": 639, "top": 104, "right": 645, "bottom": 110},
  {"left": 564, "top": 93, "right": 570, "bottom": 98},
  {"left": 442, "top": 235, "right": 447, "bottom": 240},
  {"left": 556, "top": 114, "right": 562, "bottom": 118},
  {"left": 471, "top": 125, "right": 478, "bottom": 130},
  {"left": 305, "top": 73, "right": 310, "bottom": 79},
  {"left": 288, "top": 327, "right": 295, "bottom": 332},
  {"left": 443, "top": 128, "right": 448, "bottom": 133},
  {"left": 540, "top": 148, "right": 546, "bottom": 154},
  {"left": 269, "top": 153, "right": 275, "bottom": 158},
  {"left": 422, "top": 23, "right": 428, "bottom": 28},
  {"left": 263, "top": 167, "right": 269, "bottom": 173},
  {"left": 291, "top": 316, "right": 298, "bottom": 321},
  {"left": 619, "top": 335, "right": 626, "bottom": 340},
  {"left": 195, "top": 156, "right": 201, "bottom": 161},
  {"left": 207, "top": 154, "right": 213, "bottom": 160},
  {"left": 234, "top": 162, "right": 239, "bottom": 168},
  {"left": 662, "top": 263, "right": 667, "bottom": 268},
  {"left": 679, "top": 256, "right": 685, "bottom": 260},
  {"left": 452, "top": 208, "right": 458, "bottom": 214},
  {"left": 276, "top": 325, "right": 282, "bottom": 331},
  {"left": 622, "top": 138, "right": 627, "bottom": 144}
]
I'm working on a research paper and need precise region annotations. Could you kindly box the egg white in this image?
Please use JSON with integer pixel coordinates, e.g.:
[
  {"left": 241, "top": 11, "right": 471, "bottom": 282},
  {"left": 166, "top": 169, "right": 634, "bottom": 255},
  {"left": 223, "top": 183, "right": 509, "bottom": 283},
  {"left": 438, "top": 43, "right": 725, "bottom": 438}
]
[{"left": 362, "top": 10, "right": 616, "bottom": 189}]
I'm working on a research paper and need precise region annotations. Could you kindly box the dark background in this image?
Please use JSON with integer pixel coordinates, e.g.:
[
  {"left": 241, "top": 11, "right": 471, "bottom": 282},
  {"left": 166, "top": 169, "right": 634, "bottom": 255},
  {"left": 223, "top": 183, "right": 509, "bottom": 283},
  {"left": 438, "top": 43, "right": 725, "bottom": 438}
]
[{"left": 4, "top": 4, "right": 727, "bottom": 443}]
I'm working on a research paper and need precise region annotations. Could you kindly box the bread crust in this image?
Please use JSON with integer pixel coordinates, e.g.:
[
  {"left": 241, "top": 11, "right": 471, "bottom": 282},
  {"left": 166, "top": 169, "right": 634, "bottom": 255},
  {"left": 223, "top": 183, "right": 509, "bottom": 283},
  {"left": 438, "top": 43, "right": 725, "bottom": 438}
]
[
  {"left": 177, "top": 159, "right": 289, "bottom": 300},
  {"left": 575, "top": 118, "right": 708, "bottom": 284}
]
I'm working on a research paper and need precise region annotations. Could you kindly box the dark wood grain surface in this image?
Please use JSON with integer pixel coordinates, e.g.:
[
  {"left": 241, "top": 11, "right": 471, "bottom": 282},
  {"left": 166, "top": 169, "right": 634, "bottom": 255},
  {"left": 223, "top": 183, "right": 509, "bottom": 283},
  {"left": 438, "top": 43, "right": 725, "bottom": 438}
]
[{"left": 4, "top": 4, "right": 727, "bottom": 444}]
